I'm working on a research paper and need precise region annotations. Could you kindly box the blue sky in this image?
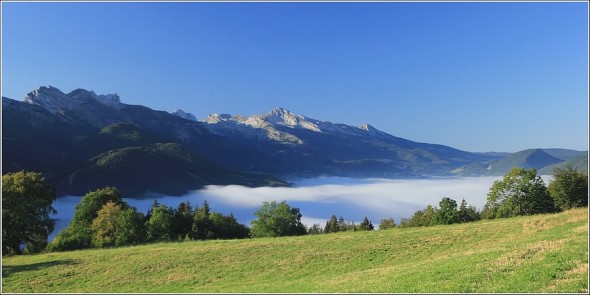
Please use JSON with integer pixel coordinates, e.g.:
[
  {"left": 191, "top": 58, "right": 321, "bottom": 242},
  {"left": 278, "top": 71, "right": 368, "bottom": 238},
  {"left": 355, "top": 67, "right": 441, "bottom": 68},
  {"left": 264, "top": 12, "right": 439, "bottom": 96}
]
[{"left": 2, "top": 1, "right": 588, "bottom": 153}]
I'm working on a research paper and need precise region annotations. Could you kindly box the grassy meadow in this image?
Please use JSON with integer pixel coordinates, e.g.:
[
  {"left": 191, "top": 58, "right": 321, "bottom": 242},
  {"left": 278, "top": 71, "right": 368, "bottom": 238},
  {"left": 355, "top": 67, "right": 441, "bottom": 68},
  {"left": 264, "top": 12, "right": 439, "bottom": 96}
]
[{"left": 2, "top": 208, "right": 588, "bottom": 293}]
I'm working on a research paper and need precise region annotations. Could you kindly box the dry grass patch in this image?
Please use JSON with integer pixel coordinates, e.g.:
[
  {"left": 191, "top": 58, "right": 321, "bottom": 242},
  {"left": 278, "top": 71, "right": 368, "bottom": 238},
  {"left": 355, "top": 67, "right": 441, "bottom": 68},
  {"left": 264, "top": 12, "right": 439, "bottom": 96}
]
[{"left": 494, "top": 239, "right": 566, "bottom": 271}]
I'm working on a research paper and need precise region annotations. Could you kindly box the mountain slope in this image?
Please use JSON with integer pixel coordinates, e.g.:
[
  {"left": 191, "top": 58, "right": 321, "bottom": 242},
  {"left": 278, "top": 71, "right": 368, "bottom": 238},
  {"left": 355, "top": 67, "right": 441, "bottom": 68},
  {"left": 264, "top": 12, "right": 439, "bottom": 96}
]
[
  {"left": 2, "top": 89, "right": 287, "bottom": 197},
  {"left": 538, "top": 153, "right": 589, "bottom": 175},
  {"left": 201, "top": 107, "right": 495, "bottom": 178},
  {"left": 60, "top": 123, "right": 286, "bottom": 196},
  {"left": 4, "top": 86, "right": 584, "bottom": 195},
  {"left": 454, "top": 149, "right": 568, "bottom": 176}
]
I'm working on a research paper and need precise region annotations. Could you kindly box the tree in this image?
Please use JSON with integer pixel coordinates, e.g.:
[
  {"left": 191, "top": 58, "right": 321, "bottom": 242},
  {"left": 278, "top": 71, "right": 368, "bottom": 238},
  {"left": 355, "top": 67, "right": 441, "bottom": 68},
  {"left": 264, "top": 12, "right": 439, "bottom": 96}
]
[
  {"left": 359, "top": 217, "right": 374, "bottom": 231},
  {"left": 172, "top": 201, "right": 193, "bottom": 240},
  {"left": 337, "top": 216, "right": 348, "bottom": 232},
  {"left": 250, "top": 200, "right": 307, "bottom": 238},
  {"left": 548, "top": 165, "right": 589, "bottom": 210},
  {"left": 210, "top": 212, "right": 250, "bottom": 239},
  {"left": 91, "top": 201, "right": 123, "bottom": 248},
  {"left": 404, "top": 205, "right": 437, "bottom": 227},
  {"left": 192, "top": 200, "right": 213, "bottom": 240},
  {"left": 483, "top": 167, "right": 556, "bottom": 219},
  {"left": 379, "top": 218, "right": 396, "bottom": 230},
  {"left": 2, "top": 171, "right": 57, "bottom": 255},
  {"left": 458, "top": 199, "right": 480, "bottom": 223},
  {"left": 146, "top": 203, "right": 173, "bottom": 242},
  {"left": 324, "top": 215, "right": 339, "bottom": 233},
  {"left": 431, "top": 197, "right": 460, "bottom": 225},
  {"left": 308, "top": 223, "right": 323, "bottom": 235},
  {"left": 48, "top": 187, "right": 124, "bottom": 251},
  {"left": 114, "top": 207, "right": 146, "bottom": 246}
]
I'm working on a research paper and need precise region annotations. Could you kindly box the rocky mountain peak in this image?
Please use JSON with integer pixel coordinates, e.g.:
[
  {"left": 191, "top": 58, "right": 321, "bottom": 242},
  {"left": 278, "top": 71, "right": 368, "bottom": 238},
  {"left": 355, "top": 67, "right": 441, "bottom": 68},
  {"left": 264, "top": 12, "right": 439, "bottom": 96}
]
[
  {"left": 95, "top": 93, "right": 122, "bottom": 109},
  {"left": 171, "top": 109, "right": 197, "bottom": 121},
  {"left": 24, "top": 86, "right": 73, "bottom": 114},
  {"left": 204, "top": 113, "right": 234, "bottom": 124},
  {"left": 265, "top": 107, "right": 321, "bottom": 132},
  {"left": 358, "top": 123, "right": 379, "bottom": 134},
  {"left": 23, "top": 86, "right": 123, "bottom": 114}
]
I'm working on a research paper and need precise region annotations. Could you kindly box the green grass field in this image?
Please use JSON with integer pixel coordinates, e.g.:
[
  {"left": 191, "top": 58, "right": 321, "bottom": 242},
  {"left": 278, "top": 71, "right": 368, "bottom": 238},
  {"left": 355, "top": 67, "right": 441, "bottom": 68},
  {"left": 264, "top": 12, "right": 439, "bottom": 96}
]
[{"left": 2, "top": 208, "right": 588, "bottom": 293}]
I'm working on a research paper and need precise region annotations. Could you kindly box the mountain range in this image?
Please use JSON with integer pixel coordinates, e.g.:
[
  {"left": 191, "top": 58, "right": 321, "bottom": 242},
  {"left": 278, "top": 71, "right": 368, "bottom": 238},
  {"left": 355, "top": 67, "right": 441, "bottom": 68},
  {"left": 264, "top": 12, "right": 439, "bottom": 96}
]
[{"left": 2, "top": 86, "right": 587, "bottom": 197}]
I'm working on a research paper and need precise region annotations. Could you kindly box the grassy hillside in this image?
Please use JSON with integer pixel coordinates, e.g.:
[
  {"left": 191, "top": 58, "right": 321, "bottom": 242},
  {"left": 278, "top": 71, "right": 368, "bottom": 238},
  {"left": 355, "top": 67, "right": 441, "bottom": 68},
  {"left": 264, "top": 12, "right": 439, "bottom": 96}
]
[{"left": 2, "top": 208, "right": 587, "bottom": 293}]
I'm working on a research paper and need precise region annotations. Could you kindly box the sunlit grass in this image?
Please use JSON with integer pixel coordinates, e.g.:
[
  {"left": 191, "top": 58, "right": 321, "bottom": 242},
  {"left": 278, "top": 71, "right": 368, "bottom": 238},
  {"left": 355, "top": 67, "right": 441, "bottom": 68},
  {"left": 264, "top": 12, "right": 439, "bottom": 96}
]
[{"left": 2, "top": 208, "right": 587, "bottom": 293}]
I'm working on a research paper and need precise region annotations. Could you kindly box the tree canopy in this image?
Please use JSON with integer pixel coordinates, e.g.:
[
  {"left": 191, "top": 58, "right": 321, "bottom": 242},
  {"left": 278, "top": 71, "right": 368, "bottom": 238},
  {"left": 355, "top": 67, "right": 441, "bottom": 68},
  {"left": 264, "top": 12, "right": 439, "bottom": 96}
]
[
  {"left": 250, "top": 200, "right": 307, "bottom": 238},
  {"left": 2, "top": 171, "right": 57, "bottom": 255},
  {"left": 432, "top": 197, "right": 460, "bottom": 225},
  {"left": 548, "top": 165, "right": 588, "bottom": 210},
  {"left": 49, "top": 187, "right": 125, "bottom": 251},
  {"left": 483, "top": 167, "right": 555, "bottom": 219}
]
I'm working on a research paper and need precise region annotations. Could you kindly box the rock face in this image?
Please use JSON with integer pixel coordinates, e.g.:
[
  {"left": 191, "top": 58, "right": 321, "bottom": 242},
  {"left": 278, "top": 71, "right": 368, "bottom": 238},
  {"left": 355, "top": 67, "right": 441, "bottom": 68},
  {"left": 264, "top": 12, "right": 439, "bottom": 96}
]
[
  {"left": 24, "top": 86, "right": 123, "bottom": 114},
  {"left": 171, "top": 109, "right": 197, "bottom": 121}
]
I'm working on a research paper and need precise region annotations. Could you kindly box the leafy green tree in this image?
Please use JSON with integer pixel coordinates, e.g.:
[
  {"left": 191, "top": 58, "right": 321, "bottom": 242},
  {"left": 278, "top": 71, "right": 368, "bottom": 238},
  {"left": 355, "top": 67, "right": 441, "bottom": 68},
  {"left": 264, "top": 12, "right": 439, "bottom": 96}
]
[
  {"left": 67, "top": 193, "right": 146, "bottom": 250},
  {"left": 49, "top": 187, "right": 124, "bottom": 251},
  {"left": 210, "top": 212, "right": 250, "bottom": 239},
  {"left": 2, "top": 171, "right": 57, "bottom": 255},
  {"left": 431, "top": 197, "right": 460, "bottom": 225},
  {"left": 359, "top": 217, "right": 374, "bottom": 231},
  {"left": 91, "top": 201, "right": 123, "bottom": 248},
  {"left": 483, "top": 167, "right": 556, "bottom": 219},
  {"left": 250, "top": 200, "right": 307, "bottom": 238},
  {"left": 548, "top": 165, "right": 589, "bottom": 210},
  {"left": 146, "top": 204, "right": 173, "bottom": 242},
  {"left": 114, "top": 207, "right": 146, "bottom": 246},
  {"left": 192, "top": 200, "right": 213, "bottom": 240},
  {"left": 404, "top": 210, "right": 424, "bottom": 227},
  {"left": 422, "top": 205, "right": 438, "bottom": 226},
  {"left": 458, "top": 199, "right": 480, "bottom": 223},
  {"left": 404, "top": 205, "right": 437, "bottom": 227},
  {"left": 378, "top": 218, "right": 396, "bottom": 230}
]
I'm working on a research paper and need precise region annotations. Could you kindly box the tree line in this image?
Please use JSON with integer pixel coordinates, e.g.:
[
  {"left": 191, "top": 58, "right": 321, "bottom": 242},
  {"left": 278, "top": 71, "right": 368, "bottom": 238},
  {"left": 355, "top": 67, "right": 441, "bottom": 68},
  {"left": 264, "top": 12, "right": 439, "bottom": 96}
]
[
  {"left": 47, "top": 187, "right": 251, "bottom": 252},
  {"left": 2, "top": 165, "right": 587, "bottom": 255}
]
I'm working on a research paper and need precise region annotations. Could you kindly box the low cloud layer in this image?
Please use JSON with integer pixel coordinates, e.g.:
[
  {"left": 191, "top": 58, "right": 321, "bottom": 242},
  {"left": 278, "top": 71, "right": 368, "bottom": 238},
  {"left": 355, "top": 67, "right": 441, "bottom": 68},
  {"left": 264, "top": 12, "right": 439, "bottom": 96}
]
[{"left": 194, "top": 176, "right": 505, "bottom": 224}]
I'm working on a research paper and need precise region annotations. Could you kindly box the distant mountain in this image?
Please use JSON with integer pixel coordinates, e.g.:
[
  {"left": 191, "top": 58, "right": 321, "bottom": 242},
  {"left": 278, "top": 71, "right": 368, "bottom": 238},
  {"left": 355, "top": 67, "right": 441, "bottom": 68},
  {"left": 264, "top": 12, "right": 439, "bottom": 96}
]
[
  {"left": 3, "top": 86, "right": 586, "bottom": 197},
  {"left": 171, "top": 109, "right": 198, "bottom": 121},
  {"left": 538, "top": 153, "right": 589, "bottom": 175},
  {"left": 2, "top": 87, "right": 286, "bottom": 197},
  {"left": 200, "top": 107, "right": 496, "bottom": 178},
  {"left": 453, "top": 149, "right": 587, "bottom": 176}
]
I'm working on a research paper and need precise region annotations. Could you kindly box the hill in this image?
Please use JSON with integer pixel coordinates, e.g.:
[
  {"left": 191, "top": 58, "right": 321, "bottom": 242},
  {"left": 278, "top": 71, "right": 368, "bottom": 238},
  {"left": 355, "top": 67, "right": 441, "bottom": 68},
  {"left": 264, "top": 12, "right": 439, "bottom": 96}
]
[
  {"left": 453, "top": 149, "right": 576, "bottom": 176},
  {"left": 539, "top": 153, "right": 589, "bottom": 175},
  {"left": 2, "top": 208, "right": 587, "bottom": 293}
]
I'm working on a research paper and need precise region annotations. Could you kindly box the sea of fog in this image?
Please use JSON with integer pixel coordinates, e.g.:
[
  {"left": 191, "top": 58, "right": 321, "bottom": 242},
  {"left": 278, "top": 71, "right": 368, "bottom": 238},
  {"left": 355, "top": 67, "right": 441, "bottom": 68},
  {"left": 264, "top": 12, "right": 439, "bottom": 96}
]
[{"left": 49, "top": 175, "right": 554, "bottom": 241}]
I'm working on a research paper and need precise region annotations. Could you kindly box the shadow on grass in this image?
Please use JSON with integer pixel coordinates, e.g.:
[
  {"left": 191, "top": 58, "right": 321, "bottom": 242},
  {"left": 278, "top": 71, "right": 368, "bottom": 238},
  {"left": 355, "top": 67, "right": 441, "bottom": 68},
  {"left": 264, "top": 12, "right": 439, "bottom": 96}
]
[{"left": 2, "top": 259, "right": 78, "bottom": 278}]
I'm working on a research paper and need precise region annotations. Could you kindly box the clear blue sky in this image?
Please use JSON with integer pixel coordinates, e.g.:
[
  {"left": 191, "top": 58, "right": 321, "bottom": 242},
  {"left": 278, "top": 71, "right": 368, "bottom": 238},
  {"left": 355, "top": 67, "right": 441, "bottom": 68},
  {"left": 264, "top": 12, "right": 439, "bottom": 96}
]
[{"left": 2, "top": 1, "right": 588, "bottom": 153}]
